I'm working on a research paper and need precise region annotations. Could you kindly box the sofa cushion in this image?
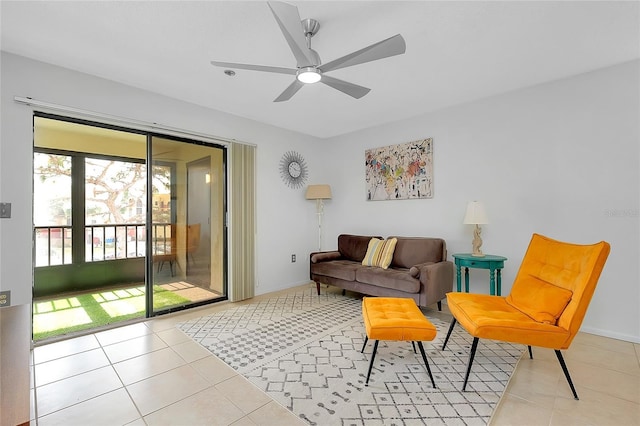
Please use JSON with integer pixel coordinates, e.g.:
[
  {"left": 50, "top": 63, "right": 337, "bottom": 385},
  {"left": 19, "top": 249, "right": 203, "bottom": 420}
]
[
  {"left": 338, "top": 234, "right": 382, "bottom": 262},
  {"left": 506, "top": 275, "right": 573, "bottom": 324},
  {"left": 390, "top": 237, "right": 445, "bottom": 268},
  {"left": 356, "top": 267, "right": 421, "bottom": 293},
  {"left": 311, "top": 260, "right": 361, "bottom": 282},
  {"left": 362, "top": 238, "right": 398, "bottom": 269}
]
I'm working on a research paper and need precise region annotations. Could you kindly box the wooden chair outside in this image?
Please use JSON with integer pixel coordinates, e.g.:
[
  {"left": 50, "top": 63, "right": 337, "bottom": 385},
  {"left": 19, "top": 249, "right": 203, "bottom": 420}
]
[
  {"left": 186, "top": 223, "right": 201, "bottom": 264},
  {"left": 154, "top": 224, "right": 177, "bottom": 276}
]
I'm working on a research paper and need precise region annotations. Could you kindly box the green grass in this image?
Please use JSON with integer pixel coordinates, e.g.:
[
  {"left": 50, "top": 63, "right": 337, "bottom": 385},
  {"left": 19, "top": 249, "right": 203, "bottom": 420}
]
[{"left": 33, "top": 285, "right": 190, "bottom": 341}]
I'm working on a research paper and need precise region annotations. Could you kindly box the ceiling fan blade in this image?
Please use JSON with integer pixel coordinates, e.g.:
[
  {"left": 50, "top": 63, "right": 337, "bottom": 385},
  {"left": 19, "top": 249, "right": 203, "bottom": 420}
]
[
  {"left": 320, "top": 75, "right": 371, "bottom": 99},
  {"left": 319, "top": 34, "right": 406, "bottom": 73},
  {"left": 274, "top": 79, "right": 305, "bottom": 102},
  {"left": 268, "top": 1, "right": 315, "bottom": 67},
  {"left": 210, "top": 60, "right": 296, "bottom": 75}
]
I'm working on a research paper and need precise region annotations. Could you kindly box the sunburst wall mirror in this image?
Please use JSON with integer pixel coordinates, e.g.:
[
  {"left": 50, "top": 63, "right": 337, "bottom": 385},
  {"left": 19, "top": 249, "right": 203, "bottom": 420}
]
[{"left": 280, "top": 151, "right": 308, "bottom": 189}]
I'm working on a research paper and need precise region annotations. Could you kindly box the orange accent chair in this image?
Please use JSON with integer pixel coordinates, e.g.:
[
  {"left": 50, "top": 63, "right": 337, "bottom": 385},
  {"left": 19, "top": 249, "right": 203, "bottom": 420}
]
[{"left": 442, "top": 233, "right": 610, "bottom": 400}]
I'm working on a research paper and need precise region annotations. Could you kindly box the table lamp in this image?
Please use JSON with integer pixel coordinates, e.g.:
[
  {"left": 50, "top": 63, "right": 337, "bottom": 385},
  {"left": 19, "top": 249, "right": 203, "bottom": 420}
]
[{"left": 463, "top": 201, "right": 488, "bottom": 257}]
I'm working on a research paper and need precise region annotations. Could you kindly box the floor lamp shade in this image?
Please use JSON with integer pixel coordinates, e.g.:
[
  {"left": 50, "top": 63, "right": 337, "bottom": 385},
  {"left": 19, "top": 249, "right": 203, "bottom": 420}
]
[
  {"left": 306, "top": 185, "right": 332, "bottom": 251},
  {"left": 305, "top": 184, "right": 332, "bottom": 200}
]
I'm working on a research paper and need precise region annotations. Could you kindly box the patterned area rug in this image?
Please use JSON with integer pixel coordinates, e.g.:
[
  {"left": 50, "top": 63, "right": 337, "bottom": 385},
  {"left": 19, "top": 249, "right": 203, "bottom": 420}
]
[{"left": 178, "top": 288, "right": 523, "bottom": 425}]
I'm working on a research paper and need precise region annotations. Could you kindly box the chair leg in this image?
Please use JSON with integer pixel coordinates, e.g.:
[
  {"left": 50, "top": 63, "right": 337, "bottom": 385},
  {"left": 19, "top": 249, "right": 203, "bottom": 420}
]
[
  {"left": 462, "top": 337, "right": 479, "bottom": 391},
  {"left": 361, "top": 336, "right": 369, "bottom": 353},
  {"left": 442, "top": 317, "right": 457, "bottom": 350},
  {"left": 365, "top": 340, "right": 379, "bottom": 386},
  {"left": 411, "top": 341, "right": 416, "bottom": 354},
  {"left": 555, "top": 350, "right": 579, "bottom": 400},
  {"left": 528, "top": 345, "right": 533, "bottom": 359},
  {"left": 437, "top": 300, "right": 442, "bottom": 311},
  {"left": 417, "top": 341, "right": 436, "bottom": 388}
]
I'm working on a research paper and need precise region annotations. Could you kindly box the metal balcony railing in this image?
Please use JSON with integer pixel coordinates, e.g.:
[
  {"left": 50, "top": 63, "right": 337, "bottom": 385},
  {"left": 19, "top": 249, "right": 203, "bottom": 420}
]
[{"left": 34, "top": 223, "right": 173, "bottom": 267}]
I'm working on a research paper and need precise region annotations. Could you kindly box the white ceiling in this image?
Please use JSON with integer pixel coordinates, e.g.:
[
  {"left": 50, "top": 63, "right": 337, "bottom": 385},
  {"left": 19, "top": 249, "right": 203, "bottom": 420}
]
[{"left": 1, "top": 1, "right": 638, "bottom": 139}]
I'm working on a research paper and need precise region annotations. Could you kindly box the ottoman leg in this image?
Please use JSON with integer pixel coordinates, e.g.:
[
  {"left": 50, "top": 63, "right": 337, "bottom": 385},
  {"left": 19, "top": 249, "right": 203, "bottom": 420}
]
[
  {"left": 361, "top": 336, "right": 369, "bottom": 353},
  {"left": 365, "top": 340, "right": 379, "bottom": 386},
  {"left": 411, "top": 341, "right": 416, "bottom": 354},
  {"left": 417, "top": 341, "right": 436, "bottom": 388}
]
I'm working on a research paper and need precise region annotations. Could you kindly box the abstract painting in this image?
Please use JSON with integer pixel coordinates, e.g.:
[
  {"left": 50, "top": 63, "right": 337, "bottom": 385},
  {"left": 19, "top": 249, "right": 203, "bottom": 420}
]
[{"left": 365, "top": 138, "right": 433, "bottom": 200}]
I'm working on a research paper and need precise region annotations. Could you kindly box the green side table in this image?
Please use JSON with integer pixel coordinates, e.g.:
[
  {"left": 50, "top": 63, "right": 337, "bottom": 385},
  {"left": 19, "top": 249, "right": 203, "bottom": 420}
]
[{"left": 452, "top": 253, "right": 507, "bottom": 296}]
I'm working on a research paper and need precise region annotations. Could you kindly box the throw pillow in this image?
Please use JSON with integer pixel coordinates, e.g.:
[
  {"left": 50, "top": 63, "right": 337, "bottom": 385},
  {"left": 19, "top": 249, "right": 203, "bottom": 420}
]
[
  {"left": 362, "top": 238, "right": 398, "bottom": 269},
  {"left": 409, "top": 266, "right": 420, "bottom": 278},
  {"left": 506, "top": 275, "right": 573, "bottom": 324}
]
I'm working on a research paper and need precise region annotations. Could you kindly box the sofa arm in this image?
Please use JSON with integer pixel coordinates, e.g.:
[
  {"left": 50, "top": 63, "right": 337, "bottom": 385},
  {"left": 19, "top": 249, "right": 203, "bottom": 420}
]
[
  {"left": 409, "top": 262, "right": 434, "bottom": 278},
  {"left": 310, "top": 251, "right": 342, "bottom": 263},
  {"left": 416, "top": 260, "right": 454, "bottom": 283},
  {"left": 416, "top": 261, "right": 454, "bottom": 298}
]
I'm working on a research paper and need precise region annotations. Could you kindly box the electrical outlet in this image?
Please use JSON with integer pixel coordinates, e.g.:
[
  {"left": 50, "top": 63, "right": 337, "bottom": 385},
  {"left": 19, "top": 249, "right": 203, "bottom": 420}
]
[
  {"left": 0, "top": 291, "right": 10, "bottom": 307},
  {"left": 291, "top": 254, "right": 296, "bottom": 263}
]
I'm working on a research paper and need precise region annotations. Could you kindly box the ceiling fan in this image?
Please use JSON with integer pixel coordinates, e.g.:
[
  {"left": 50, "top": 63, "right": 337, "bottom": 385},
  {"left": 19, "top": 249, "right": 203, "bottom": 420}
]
[{"left": 210, "top": 1, "right": 406, "bottom": 102}]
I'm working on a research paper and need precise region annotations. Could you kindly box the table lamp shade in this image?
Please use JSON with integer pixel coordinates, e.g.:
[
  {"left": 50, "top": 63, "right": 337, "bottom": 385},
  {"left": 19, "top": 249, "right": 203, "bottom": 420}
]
[
  {"left": 306, "top": 184, "right": 332, "bottom": 200},
  {"left": 463, "top": 201, "right": 488, "bottom": 225}
]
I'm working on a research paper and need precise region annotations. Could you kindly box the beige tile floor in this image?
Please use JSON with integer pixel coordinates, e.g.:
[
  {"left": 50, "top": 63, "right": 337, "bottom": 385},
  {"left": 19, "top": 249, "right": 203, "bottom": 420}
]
[{"left": 31, "top": 284, "right": 640, "bottom": 425}]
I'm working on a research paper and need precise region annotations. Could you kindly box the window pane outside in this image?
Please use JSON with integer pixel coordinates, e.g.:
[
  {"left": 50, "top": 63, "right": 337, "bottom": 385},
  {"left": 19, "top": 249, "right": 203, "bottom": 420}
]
[
  {"left": 34, "top": 153, "right": 72, "bottom": 266},
  {"left": 85, "top": 158, "right": 146, "bottom": 261}
]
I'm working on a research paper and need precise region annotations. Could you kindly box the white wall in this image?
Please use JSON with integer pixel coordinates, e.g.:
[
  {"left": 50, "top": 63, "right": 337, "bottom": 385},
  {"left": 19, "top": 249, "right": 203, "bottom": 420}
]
[
  {"left": 319, "top": 60, "right": 640, "bottom": 343},
  {"left": 0, "top": 52, "right": 320, "bottom": 306},
  {"left": 1, "top": 52, "right": 638, "bottom": 343}
]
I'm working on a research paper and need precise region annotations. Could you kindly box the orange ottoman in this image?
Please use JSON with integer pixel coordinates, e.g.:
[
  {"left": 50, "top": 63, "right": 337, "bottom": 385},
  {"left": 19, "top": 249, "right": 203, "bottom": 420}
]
[{"left": 361, "top": 297, "right": 437, "bottom": 387}]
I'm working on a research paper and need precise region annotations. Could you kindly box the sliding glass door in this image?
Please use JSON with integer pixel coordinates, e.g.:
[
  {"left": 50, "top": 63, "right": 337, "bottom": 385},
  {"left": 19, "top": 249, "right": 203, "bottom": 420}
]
[
  {"left": 33, "top": 115, "right": 227, "bottom": 340},
  {"left": 148, "top": 135, "right": 226, "bottom": 315}
]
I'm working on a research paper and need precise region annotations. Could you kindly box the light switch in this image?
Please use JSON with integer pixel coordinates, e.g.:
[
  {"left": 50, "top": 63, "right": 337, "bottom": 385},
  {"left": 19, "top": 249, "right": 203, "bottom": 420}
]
[{"left": 0, "top": 203, "right": 11, "bottom": 218}]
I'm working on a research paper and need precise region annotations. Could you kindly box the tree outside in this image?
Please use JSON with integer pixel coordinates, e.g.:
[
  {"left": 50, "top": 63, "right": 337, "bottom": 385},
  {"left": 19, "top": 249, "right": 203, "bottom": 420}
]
[{"left": 34, "top": 152, "right": 171, "bottom": 264}]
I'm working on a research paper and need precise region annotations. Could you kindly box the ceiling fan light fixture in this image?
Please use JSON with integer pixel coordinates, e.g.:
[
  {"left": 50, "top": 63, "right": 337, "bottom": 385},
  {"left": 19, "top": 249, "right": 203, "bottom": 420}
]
[{"left": 296, "top": 67, "right": 322, "bottom": 84}]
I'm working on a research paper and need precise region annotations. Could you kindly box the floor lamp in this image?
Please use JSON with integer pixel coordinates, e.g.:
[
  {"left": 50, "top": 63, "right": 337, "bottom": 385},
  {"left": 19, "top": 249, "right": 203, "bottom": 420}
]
[{"left": 306, "top": 184, "right": 332, "bottom": 251}]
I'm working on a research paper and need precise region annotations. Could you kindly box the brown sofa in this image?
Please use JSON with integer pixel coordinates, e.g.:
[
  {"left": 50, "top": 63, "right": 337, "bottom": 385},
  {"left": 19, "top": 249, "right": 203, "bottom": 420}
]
[{"left": 310, "top": 234, "right": 454, "bottom": 309}]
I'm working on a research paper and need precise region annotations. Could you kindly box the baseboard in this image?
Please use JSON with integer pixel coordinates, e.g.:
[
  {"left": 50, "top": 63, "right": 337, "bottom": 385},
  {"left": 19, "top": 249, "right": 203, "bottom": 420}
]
[{"left": 580, "top": 325, "right": 640, "bottom": 344}]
